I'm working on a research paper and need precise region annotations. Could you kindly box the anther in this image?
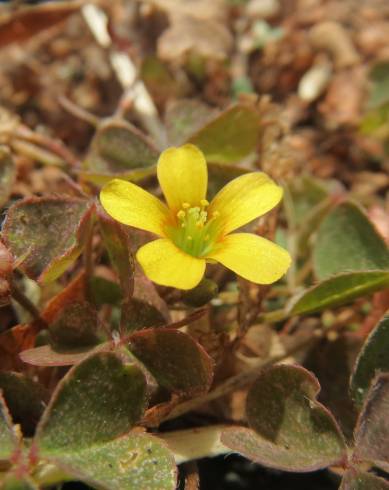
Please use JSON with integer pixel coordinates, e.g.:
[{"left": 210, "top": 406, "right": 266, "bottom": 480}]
[
  {"left": 182, "top": 202, "right": 190, "bottom": 209},
  {"left": 200, "top": 199, "right": 209, "bottom": 207},
  {"left": 177, "top": 210, "right": 186, "bottom": 220}
]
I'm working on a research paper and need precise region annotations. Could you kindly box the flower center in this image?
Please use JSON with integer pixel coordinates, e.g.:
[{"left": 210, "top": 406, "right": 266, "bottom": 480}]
[{"left": 166, "top": 200, "right": 221, "bottom": 257}]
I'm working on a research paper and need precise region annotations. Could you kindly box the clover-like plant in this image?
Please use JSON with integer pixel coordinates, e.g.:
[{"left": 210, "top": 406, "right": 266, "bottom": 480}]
[{"left": 0, "top": 5, "right": 388, "bottom": 487}]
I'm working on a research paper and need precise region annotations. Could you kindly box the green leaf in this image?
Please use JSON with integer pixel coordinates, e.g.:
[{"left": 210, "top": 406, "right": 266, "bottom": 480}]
[
  {"left": 2, "top": 197, "right": 94, "bottom": 283},
  {"left": 89, "top": 276, "right": 123, "bottom": 306},
  {"left": 313, "top": 202, "right": 389, "bottom": 280},
  {"left": 0, "top": 372, "right": 47, "bottom": 436},
  {"left": 353, "top": 373, "right": 389, "bottom": 472},
  {"left": 48, "top": 301, "right": 101, "bottom": 350},
  {"left": 1, "top": 475, "right": 39, "bottom": 490},
  {"left": 290, "top": 271, "right": 389, "bottom": 315},
  {"left": 50, "top": 432, "right": 176, "bottom": 490},
  {"left": 207, "top": 162, "right": 250, "bottom": 199},
  {"left": 340, "top": 471, "right": 389, "bottom": 490},
  {"left": 80, "top": 167, "right": 157, "bottom": 187},
  {"left": 129, "top": 328, "right": 214, "bottom": 396},
  {"left": 221, "top": 365, "right": 346, "bottom": 472},
  {"left": 0, "top": 145, "right": 15, "bottom": 208},
  {"left": 35, "top": 352, "right": 147, "bottom": 454},
  {"left": 287, "top": 175, "right": 329, "bottom": 226},
  {"left": 121, "top": 298, "right": 167, "bottom": 333},
  {"left": 0, "top": 394, "right": 17, "bottom": 461},
  {"left": 188, "top": 105, "right": 260, "bottom": 163},
  {"left": 165, "top": 99, "right": 216, "bottom": 146},
  {"left": 84, "top": 119, "right": 158, "bottom": 174},
  {"left": 351, "top": 315, "right": 389, "bottom": 407},
  {"left": 368, "top": 62, "right": 389, "bottom": 109},
  {"left": 360, "top": 103, "right": 389, "bottom": 136},
  {"left": 141, "top": 56, "right": 179, "bottom": 106},
  {"left": 304, "top": 335, "right": 361, "bottom": 442}
]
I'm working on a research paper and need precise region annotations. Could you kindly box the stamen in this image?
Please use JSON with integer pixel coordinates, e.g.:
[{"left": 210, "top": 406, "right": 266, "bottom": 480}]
[{"left": 167, "top": 202, "right": 221, "bottom": 258}]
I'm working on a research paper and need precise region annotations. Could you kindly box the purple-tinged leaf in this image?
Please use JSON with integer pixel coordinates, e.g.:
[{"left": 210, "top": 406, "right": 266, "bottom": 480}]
[
  {"left": 129, "top": 328, "right": 214, "bottom": 396},
  {"left": 351, "top": 315, "right": 389, "bottom": 407},
  {"left": 3, "top": 197, "right": 94, "bottom": 283},
  {"left": 35, "top": 352, "right": 147, "bottom": 453},
  {"left": 340, "top": 470, "right": 389, "bottom": 490},
  {"left": 222, "top": 365, "right": 347, "bottom": 472},
  {"left": 353, "top": 373, "right": 389, "bottom": 472}
]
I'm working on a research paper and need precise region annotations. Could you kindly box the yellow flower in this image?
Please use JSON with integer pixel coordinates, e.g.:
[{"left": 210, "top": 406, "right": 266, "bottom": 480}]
[{"left": 100, "top": 144, "right": 291, "bottom": 290}]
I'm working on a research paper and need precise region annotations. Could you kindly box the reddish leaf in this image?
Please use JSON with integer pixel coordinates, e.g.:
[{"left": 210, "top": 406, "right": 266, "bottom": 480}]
[
  {"left": 0, "top": 323, "right": 39, "bottom": 371},
  {"left": 41, "top": 271, "right": 86, "bottom": 324},
  {"left": 0, "top": 242, "right": 13, "bottom": 307}
]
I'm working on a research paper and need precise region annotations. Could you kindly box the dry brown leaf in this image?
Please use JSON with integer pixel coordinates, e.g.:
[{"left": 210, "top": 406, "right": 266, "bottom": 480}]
[
  {"left": 0, "top": 2, "right": 82, "bottom": 49},
  {"left": 145, "top": 0, "right": 233, "bottom": 62},
  {"left": 318, "top": 67, "right": 365, "bottom": 127},
  {"left": 309, "top": 21, "right": 361, "bottom": 68}
]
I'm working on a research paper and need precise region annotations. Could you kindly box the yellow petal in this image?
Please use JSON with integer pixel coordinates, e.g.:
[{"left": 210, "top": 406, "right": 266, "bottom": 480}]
[
  {"left": 136, "top": 239, "right": 206, "bottom": 290},
  {"left": 208, "top": 173, "right": 283, "bottom": 235},
  {"left": 100, "top": 179, "right": 169, "bottom": 236},
  {"left": 157, "top": 144, "right": 207, "bottom": 212},
  {"left": 207, "top": 233, "right": 291, "bottom": 284}
]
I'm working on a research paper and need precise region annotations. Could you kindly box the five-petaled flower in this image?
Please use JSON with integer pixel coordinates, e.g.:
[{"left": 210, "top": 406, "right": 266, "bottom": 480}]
[{"left": 100, "top": 144, "right": 291, "bottom": 290}]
